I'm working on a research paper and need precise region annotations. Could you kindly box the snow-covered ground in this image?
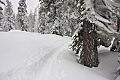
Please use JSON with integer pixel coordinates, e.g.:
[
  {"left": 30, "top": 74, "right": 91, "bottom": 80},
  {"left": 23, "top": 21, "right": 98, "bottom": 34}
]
[{"left": 0, "top": 30, "right": 119, "bottom": 80}]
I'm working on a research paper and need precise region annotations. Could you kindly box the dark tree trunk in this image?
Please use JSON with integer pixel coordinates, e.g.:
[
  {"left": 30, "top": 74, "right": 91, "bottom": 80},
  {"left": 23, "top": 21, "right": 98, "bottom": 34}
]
[
  {"left": 117, "top": 17, "right": 120, "bottom": 32},
  {"left": 80, "top": 20, "right": 99, "bottom": 68}
]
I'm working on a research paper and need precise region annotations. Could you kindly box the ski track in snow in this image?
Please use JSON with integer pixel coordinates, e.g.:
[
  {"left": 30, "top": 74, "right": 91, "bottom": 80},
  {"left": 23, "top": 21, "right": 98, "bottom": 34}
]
[{"left": 0, "top": 38, "right": 70, "bottom": 80}]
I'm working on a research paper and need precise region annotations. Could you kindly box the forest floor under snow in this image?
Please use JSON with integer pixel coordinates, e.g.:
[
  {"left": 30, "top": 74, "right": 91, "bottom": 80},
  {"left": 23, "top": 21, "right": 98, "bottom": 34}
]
[{"left": 0, "top": 30, "right": 119, "bottom": 80}]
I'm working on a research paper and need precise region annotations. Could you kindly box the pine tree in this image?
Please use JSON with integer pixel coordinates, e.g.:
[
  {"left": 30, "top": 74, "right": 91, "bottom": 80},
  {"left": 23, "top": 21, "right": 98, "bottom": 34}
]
[
  {"left": 32, "top": 8, "right": 37, "bottom": 32},
  {"left": 39, "top": 0, "right": 79, "bottom": 36},
  {"left": 17, "top": 0, "right": 28, "bottom": 31},
  {"left": 15, "top": 13, "right": 21, "bottom": 30},
  {"left": 71, "top": 0, "right": 120, "bottom": 68},
  {"left": 39, "top": 0, "right": 119, "bottom": 68},
  {"left": 33, "top": 7, "right": 39, "bottom": 33},
  {"left": 0, "top": 0, "right": 5, "bottom": 31},
  {"left": 103, "top": 1, "right": 120, "bottom": 79},
  {"left": 4, "top": 0, "right": 15, "bottom": 31},
  {"left": 28, "top": 10, "right": 34, "bottom": 32},
  {"left": 27, "top": 10, "right": 37, "bottom": 32},
  {"left": 110, "top": 0, "right": 120, "bottom": 52},
  {"left": 38, "top": 9, "right": 48, "bottom": 34}
]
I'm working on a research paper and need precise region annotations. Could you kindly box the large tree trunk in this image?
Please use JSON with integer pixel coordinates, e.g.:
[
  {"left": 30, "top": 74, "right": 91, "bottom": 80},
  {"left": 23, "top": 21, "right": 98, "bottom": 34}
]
[{"left": 80, "top": 20, "right": 99, "bottom": 68}]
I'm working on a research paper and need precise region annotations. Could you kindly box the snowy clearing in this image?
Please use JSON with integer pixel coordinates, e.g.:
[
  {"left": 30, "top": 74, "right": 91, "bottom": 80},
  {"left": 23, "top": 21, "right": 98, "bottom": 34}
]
[{"left": 0, "top": 30, "right": 119, "bottom": 80}]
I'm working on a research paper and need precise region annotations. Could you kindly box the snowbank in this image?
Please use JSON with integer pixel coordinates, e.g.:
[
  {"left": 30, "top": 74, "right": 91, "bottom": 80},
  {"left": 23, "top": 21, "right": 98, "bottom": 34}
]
[
  {"left": 0, "top": 30, "right": 119, "bottom": 80},
  {"left": 0, "top": 30, "right": 64, "bottom": 73}
]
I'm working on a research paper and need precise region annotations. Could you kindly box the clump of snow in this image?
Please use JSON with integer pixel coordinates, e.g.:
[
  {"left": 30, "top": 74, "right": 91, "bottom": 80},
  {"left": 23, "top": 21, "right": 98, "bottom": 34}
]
[{"left": 0, "top": 30, "right": 119, "bottom": 80}]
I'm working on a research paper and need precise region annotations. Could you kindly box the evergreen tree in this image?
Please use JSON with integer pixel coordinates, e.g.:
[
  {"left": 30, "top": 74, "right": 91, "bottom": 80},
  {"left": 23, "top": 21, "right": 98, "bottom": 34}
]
[
  {"left": 71, "top": 0, "right": 120, "bottom": 68},
  {"left": 17, "top": 0, "right": 28, "bottom": 31},
  {"left": 28, "top": 10, "right": 37, "bottom": 32},
  {"left": 39, "top": 0, "right": 79, "bottom": 36},
  {"left": 32, "top": 8, "right": 38, "bottom": 32},
  {"left": 0, "top": 0, "right": 5, "bottom": 31},
  {"left": 110, "top": 0, "right": 120, "bottom": 52},
  {"left": 28, "top": 10, "right": 34, "bottom": 32},
  {"left": 15, "top": 13, "right": 22, "bottom": 30},
  {"left": 39, "top": 0, "right": 119, "bottom": 68},
  {"left": 34, "top": 7, "right": 39, "bottom": 33},
  {"left": 38, "top": 8, "right": 49, "bottom": 34},
  {"left": 4, "top": 0, "right": 15, "bottom": 31}
]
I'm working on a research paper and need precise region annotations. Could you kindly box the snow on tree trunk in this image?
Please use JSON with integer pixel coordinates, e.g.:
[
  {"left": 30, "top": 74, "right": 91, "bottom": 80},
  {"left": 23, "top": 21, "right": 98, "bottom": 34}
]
[{"left": 80, "top": 20, "right": 99, "bottom": 68}]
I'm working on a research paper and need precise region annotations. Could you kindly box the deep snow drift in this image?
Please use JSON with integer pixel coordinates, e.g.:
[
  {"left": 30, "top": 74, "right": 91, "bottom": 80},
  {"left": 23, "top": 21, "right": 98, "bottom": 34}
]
[{"left": 0, "top": 30, "right": 119, "bottom": 80}]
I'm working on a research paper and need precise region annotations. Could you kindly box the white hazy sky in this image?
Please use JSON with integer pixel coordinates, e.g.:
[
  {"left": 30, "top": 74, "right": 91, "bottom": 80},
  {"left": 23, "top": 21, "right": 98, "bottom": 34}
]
[{"left": 5, "top": 0, "right": 39, "bottom": 14}]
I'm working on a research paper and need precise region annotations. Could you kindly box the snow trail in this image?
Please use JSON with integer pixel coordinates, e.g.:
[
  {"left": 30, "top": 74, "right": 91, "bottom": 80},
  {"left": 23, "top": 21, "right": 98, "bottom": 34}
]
[
  {"left": 36, "top": 39, "right": 69, "bottom": 80},
  {"left": 0, "top": 36, "right": 70, "bottom": 80}
]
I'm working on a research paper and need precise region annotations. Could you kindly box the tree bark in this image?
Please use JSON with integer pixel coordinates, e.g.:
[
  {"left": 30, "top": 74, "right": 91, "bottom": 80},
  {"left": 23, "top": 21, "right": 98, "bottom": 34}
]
[
  {"left": 117, "top": 17, "right": 120, "bottom": 32},
  {"left": 80, "top": 20, "right": 99, "bottom": 68}
]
